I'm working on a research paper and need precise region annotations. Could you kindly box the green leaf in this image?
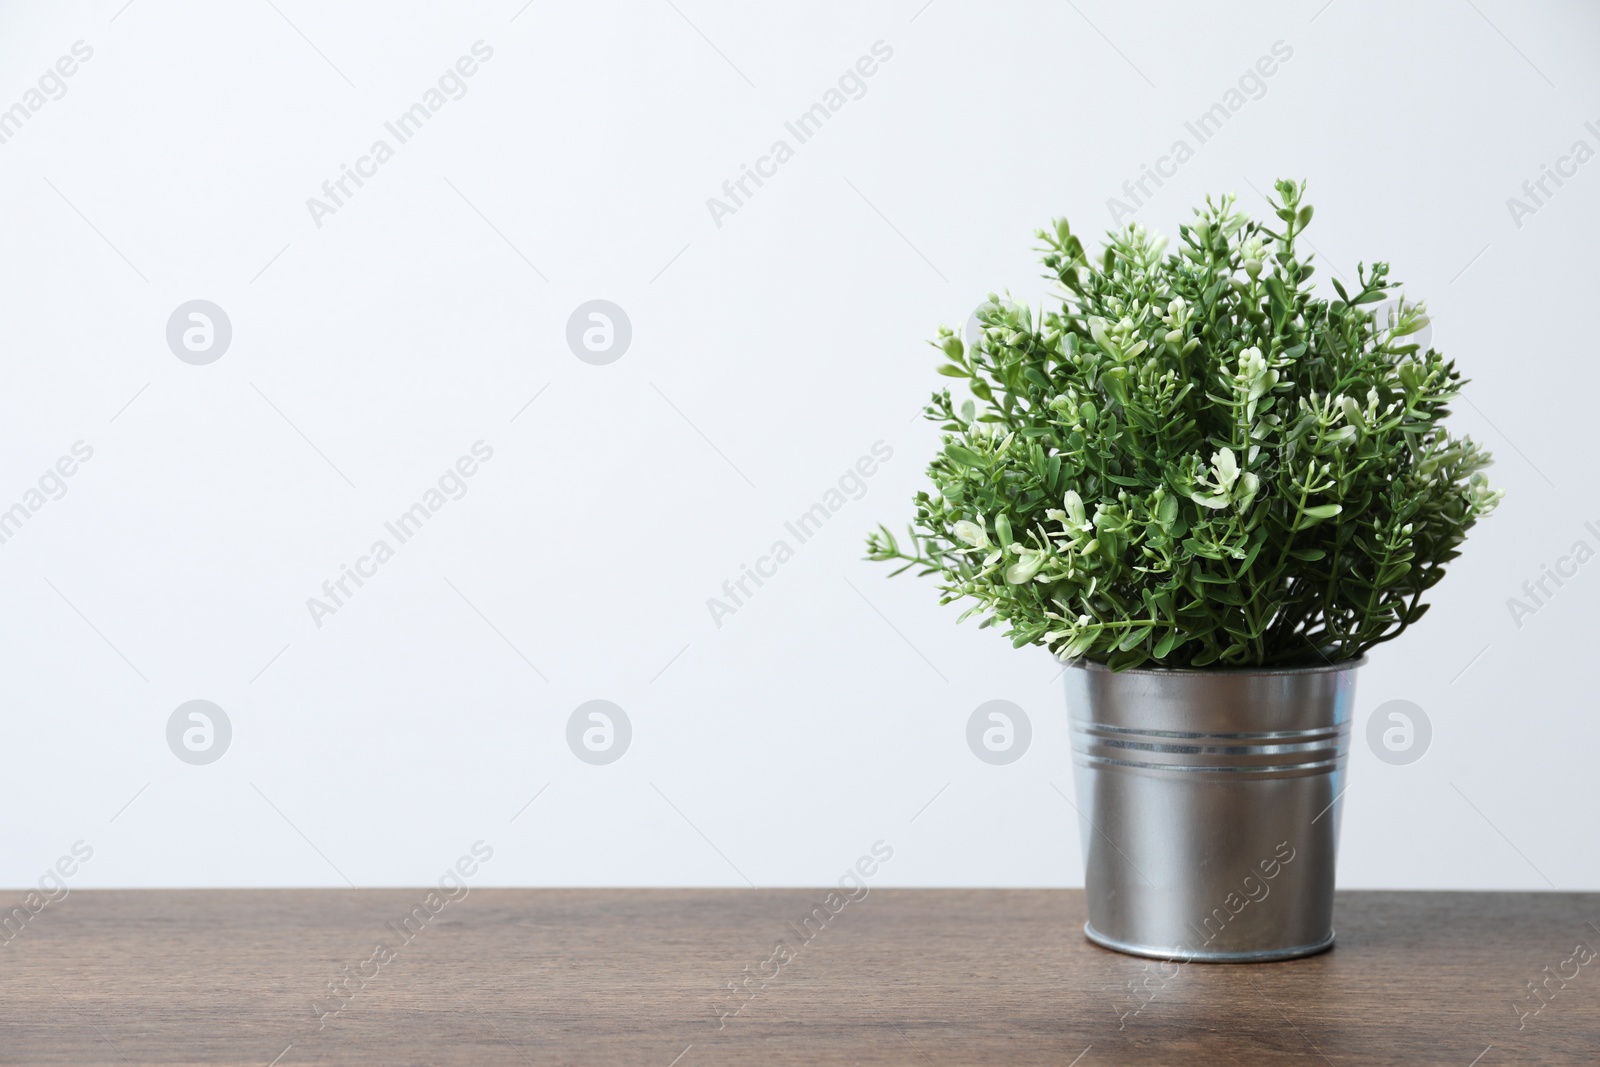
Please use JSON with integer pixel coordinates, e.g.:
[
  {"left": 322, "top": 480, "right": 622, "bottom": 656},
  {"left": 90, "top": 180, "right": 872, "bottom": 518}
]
[
  {"left": 1107, "top": 647, "right": 1149, "bottom": 671},
  {"left": 1263, "top": 275, "right": 1289, "bottom": 313},
  {"left": 1294, "top": 503, "right": 1342, "bottom": 530},
  {"left": 1116, "top": 624, "right": 1153, "bottom": 651},
  {"left": 1377, "top": 562, "right": 1412, "bottom": 584},
  {"left": 1208, "top": 585, "right": 1245, "bottom": 606},
  {"left": 1100, "top": 367, "right": 1130, "bottom": 406},
  {"left": 944, "top": 444, "right": 985, "bottom": 467}
]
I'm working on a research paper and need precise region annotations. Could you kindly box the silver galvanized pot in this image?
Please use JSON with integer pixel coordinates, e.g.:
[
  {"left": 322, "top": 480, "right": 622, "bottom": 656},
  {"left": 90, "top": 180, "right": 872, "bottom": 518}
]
[{"left": 1064, "top": 658, "right": 1361, "bottom": 962}]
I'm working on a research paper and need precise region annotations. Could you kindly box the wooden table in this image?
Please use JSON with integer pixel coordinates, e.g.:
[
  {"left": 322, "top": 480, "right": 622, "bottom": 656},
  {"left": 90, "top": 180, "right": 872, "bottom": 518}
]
[{"left": 4, "top": 889, "right": 1596, "bottom": 1065}]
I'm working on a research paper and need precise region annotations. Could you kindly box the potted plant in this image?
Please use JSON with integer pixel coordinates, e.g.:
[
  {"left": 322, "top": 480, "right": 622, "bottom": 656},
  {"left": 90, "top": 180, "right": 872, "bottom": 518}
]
[{"left": 867, "top": 180, "right": 1502, "bottom": 960}]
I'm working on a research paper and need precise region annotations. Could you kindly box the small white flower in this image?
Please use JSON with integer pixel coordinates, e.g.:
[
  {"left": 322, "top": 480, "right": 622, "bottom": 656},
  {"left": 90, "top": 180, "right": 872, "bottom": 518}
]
[
  {"left": 1064, "top": 490, "right": 1089, "bottom": 528},
  {"left": 1005, "top": 549, "right": 1046, "bottom": 585},
  {"left": 1237, "top": 347, "right": 1277, "bottom": 402},
  {"left": 1338, "top": 395, "right": 1363, "bottom": 428},
  {"left": 1241, "top": 236, "right": 1265, "bottom": 278},
  {"left": 1190, "top": 447, "right": 1259, "bottom": 511},
  {"left": 1211, "top": 448, "right": 1240, "bottom": 490},
  {"left": 953, "top": 520, "right": 989, "bottom": 549}
]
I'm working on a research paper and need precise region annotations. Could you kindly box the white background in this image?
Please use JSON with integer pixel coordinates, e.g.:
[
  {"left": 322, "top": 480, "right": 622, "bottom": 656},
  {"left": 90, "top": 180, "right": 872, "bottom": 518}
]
[{"left": 2, "top": 0, "right": 1596, "bottom": 891}]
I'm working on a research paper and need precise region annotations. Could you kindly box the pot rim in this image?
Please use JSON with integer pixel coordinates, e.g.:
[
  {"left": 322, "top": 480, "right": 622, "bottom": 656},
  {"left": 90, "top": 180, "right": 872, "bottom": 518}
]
[{"left": 1064, "top": 653, "right": 1366, "bottom": 679}]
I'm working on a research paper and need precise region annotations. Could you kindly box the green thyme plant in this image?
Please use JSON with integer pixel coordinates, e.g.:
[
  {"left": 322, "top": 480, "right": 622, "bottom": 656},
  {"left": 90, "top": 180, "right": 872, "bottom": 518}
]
[{"left": 866, "top": 180, "right": 1502, "bottom": 669}]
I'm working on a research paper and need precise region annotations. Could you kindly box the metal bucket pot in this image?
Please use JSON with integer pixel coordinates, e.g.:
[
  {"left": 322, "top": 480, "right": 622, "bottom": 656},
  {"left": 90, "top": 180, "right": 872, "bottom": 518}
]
[{"left": 1064, "top": 658, "right": 1361, "bottom": 962}]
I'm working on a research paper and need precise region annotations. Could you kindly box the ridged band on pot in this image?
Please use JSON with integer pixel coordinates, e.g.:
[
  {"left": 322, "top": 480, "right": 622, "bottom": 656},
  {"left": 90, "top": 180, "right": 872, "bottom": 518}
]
[{"left": 1064, "top": 657, "right": 1361, "bottom": 962}]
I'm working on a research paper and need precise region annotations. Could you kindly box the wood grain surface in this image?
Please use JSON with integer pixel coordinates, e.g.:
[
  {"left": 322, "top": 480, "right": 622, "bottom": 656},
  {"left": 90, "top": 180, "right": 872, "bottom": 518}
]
[{"left": 2, "top": 888, "right": 1596, "bottom": 1065}]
